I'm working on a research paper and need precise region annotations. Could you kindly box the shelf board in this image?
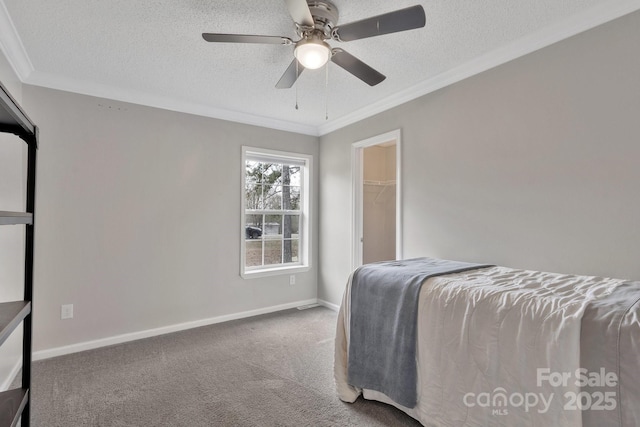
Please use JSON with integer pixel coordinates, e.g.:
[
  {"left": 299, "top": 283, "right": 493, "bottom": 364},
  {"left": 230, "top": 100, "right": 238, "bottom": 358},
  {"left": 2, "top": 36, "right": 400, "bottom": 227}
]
[
  {"left": 0, "top": 302, "right": 31, "bottom": 348},
  {"left": 0, "top": 388, "right": 28, "bottom": 427},
  {"left": 0, "top": 212, "right": 33, "bottom": 226},
  {"left": 0, "top": 82, "right": 35, "bottom": 140}
]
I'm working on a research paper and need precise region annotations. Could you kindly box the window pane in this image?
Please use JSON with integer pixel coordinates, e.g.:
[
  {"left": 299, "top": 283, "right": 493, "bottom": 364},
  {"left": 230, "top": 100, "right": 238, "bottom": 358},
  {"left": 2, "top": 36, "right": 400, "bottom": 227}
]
[
  {"left": 245, "top": 214, "right": 263, "bottom": 240},
  {"left": 264, "top": 163, "right": 282, "bottom": 185},
  {"left": 245, "top": 183, "right": 263, "bottom": 210},
  {"left": 264, "top": 240, "right": 282, "bottom": 265},
  {"left": 283, "top": 238, "right": 299, "bottom": 263},
  {"left": 282, "top": 214, "right": 299, "bottom": 239},
  {"left": 245, "top": 241, "right": 263, "bottom": 267},
  {"left": 264, "top": 185, "right": 282, "bottom": 210},
  {"left": 283, "top": 186, "right": 300, "bottom": 210},
  {"left": 264, "top": 214, "right": 282, "bottom": 238},
  {"left": 245, "top": 161, "right": 261, "bottom": 183},
  {"left": 288, "top": 166, "right": 301, "bottom": 186}
]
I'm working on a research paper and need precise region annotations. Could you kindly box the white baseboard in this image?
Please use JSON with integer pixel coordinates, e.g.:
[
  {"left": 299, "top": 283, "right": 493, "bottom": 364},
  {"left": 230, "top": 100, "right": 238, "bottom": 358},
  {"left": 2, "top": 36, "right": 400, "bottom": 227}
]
[
  {"left": 34, "top": 298, "right": 319, "bottom": 361},
  {"left": 317, "top": 299, "right": 340, "bottom": 312}
]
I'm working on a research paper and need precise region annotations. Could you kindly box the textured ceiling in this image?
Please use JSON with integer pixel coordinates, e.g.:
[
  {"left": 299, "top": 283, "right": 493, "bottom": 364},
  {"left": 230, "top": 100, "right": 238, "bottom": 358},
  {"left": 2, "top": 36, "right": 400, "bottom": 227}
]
[{"left": 1, "top": 0, "right": 638, "bottom": 135}]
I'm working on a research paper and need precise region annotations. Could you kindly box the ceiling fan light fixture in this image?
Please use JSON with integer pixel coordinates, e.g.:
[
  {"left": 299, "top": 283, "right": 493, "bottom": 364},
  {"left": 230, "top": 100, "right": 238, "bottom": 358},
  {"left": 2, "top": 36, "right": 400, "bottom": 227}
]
[{"left": 294, "top": 39, "right": 331, "bottom": 70}]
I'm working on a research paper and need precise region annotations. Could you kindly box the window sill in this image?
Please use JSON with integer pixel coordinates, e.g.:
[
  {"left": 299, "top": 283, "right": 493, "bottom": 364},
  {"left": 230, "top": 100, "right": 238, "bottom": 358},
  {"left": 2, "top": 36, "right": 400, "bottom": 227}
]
[{"left": 241, "top": 264, "right": 311, "bottom": 280}]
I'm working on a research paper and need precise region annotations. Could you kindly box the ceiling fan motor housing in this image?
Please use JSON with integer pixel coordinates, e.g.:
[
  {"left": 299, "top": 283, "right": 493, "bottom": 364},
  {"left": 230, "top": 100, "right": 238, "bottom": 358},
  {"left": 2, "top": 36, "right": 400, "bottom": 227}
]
[{"left": 298, "top": 1, "right": 339, "bottom": 39}]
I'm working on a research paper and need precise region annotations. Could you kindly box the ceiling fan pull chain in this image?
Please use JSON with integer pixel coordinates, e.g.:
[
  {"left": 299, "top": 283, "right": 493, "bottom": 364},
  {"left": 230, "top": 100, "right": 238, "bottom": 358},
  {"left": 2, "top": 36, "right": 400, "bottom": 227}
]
[
  {"left": 295, "top": 61, "right": 299, "bottom": 110},
  {"left": 325, "top": 61, "right": 329, "bottom": 120}
]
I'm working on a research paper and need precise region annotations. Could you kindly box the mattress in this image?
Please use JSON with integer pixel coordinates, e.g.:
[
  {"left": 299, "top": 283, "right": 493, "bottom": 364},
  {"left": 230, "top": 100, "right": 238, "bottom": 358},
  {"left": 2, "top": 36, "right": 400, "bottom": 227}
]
[{"left": 334, "top": 265, "right": 640, "bottom": 426}]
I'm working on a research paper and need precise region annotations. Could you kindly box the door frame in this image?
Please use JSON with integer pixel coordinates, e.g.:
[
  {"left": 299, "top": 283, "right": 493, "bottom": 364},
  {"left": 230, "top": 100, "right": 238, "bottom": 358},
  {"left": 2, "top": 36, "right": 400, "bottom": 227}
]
[{"left": 351, "top": 129, "right": 402, "bottom": 270}]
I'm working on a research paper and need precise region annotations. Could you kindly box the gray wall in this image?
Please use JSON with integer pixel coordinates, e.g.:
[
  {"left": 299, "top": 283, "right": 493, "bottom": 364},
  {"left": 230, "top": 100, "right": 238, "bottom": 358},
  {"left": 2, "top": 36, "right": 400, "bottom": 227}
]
[
  {"left": 22, "top": 86, "right": 319, "bottom": 353},
  {"left": 319, "top": 11, "right": 640, "bottom": 305}
]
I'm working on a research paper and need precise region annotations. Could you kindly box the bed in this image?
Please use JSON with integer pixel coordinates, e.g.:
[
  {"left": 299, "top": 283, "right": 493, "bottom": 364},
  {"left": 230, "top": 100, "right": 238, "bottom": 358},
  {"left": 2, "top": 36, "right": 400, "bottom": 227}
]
[{"left": 334, "top": 257, "right": 640, "bottom": 427}]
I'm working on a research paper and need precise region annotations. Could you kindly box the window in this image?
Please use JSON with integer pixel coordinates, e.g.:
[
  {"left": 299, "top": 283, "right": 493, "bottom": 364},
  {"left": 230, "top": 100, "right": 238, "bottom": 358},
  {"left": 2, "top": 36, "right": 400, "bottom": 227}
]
[{"left": 241, "top": 147, "right": 312, "bottom": 277}]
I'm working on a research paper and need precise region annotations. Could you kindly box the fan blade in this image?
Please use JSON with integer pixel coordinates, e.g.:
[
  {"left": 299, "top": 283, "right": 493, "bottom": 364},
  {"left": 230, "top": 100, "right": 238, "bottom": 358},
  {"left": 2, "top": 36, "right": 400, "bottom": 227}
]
[
  {"left": 331, "top": 49, "right": 385, "bottom": 86},
  {"left": 276, "top": 59, "right": 305, "bottom": 89},
  {"left": 332, "top": 5, "right": 426, "bottom": 42},
  {"left": 202, "top": 33, "right": 293, "bottom": 45},
  {"left": 284, "top": 0, "right": 314, "bottom": 27}
]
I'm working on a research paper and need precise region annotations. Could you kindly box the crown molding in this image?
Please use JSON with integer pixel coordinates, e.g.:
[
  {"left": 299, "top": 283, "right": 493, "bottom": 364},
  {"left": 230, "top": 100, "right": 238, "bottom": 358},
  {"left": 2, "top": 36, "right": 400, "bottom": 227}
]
[
  {"left": 317, "top": 0, "right": 640, "bottom": 136},
  {"left": 0, "top": 0, "right": 33, "bottom": 80},
  {"left": 25, "top": 70, "right": 319, "bottom": 136}
]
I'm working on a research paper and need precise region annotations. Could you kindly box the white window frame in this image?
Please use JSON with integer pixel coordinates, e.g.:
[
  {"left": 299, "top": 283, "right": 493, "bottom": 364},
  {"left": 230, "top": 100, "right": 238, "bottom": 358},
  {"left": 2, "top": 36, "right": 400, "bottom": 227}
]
[{"left": 241, "top": 146, "right": 312, "bottom": 279}]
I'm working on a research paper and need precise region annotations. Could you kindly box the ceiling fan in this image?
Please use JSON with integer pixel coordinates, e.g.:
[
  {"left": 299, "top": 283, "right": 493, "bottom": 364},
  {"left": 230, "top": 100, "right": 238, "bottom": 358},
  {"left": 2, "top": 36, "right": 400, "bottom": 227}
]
[{"left": 202, "top": 0, "right": 426, "bottom": 88}]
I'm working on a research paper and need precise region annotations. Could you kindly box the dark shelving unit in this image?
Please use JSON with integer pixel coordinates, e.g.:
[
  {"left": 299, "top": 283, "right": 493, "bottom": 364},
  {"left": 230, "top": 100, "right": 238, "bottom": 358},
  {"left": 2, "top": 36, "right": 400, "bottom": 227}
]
[{"left": 0, "top": 80, "right": 38, "bottom": 427}]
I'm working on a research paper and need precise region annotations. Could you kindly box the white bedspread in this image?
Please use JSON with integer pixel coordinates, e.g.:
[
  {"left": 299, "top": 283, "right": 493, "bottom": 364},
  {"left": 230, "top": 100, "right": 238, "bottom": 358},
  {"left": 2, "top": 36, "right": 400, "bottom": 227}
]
[{"left": 335, "top": 265, "right": 640, "bottom": 426}]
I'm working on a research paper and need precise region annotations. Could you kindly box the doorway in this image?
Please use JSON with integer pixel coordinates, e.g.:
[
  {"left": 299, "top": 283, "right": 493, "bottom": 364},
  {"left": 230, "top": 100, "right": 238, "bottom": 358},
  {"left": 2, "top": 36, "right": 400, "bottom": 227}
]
[{"left": 352, "top": 129, "right": 402, "bottom": 269}]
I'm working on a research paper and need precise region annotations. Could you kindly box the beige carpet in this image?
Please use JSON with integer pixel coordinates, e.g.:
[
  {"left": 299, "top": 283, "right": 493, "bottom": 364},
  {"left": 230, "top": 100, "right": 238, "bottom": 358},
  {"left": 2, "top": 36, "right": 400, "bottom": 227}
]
[{"left": 26, "top": 307, "right": 423, "bottom": 426}]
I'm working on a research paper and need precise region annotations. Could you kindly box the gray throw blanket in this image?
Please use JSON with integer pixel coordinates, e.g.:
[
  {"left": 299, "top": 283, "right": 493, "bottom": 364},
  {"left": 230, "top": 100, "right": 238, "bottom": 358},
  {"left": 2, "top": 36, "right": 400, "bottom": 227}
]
[{"left": 347, "top": 257, "right": 492, "bottom": 408}]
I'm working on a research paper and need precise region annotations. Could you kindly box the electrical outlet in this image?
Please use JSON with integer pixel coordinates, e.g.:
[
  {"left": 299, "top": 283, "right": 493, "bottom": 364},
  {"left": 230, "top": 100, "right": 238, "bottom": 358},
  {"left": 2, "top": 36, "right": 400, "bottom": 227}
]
[
  {"left": 289, "top": 275, "right": 296, "bottom": 286},
  {"left": 61, "top": 304, "right": 74, "bottom": 320}
]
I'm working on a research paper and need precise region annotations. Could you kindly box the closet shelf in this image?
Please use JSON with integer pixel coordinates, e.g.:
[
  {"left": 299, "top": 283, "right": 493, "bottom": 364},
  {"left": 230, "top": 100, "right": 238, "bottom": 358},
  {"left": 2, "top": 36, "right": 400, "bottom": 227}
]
[
  {"left": 0, "top": 212, "right": 33, "bottom": 226},
  {"left": 363, "top": 179, "right": 396, "bottom": 186},
  {"left": 0, "top": 388, "right": 28, "bottom": 427}
]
